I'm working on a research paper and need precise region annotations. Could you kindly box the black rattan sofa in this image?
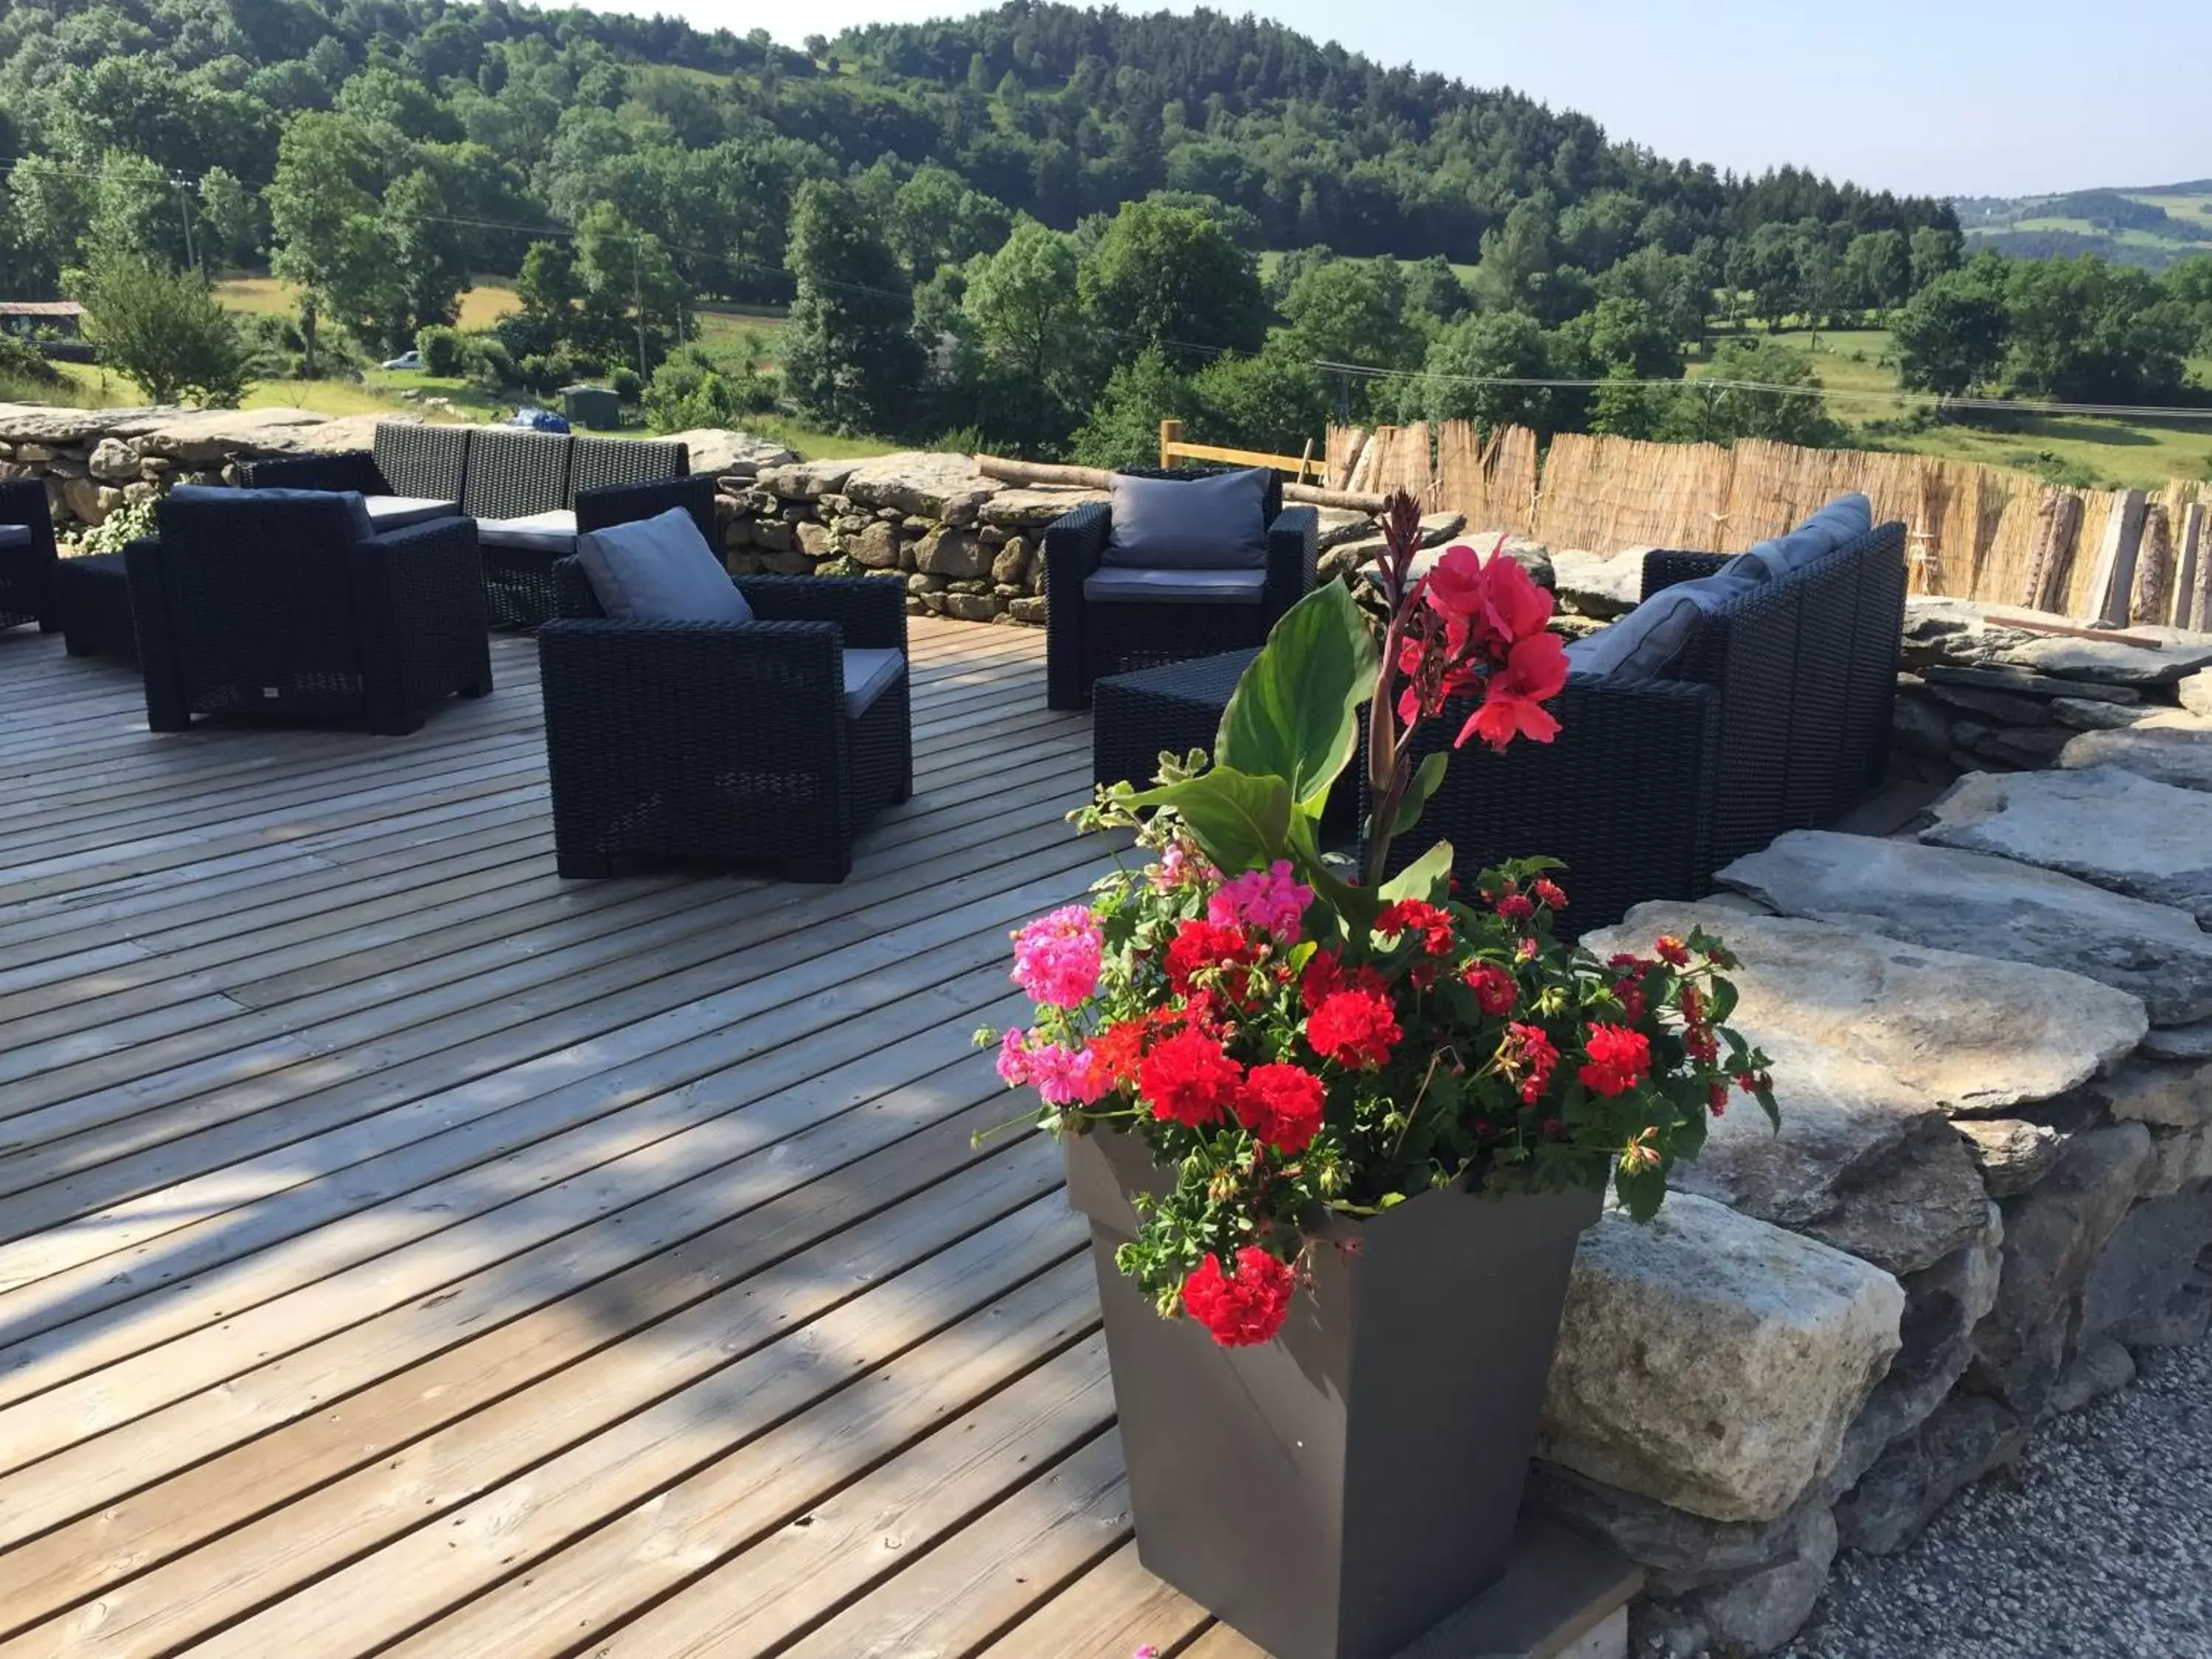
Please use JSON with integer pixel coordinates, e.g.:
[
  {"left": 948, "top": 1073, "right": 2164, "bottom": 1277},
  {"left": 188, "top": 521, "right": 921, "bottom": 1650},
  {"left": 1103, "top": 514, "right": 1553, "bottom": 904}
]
[
  {"left": 1369, "top": 515, "right": 1907, "bottom": 933},
  {"left": 0, "top": 478, "right": 60, "bottom": 639},
  {"left": 538, "top": 490, "right": 908, "bottom": 883},
  {"left": 242, "top": 422, "right": 690, "bottom": 628},
  {"left": 125, "top": 487, "right": 493, "bottom": 734},
  {"left": 1043, "top": 465, "right": 1319, "bottom": 709}
]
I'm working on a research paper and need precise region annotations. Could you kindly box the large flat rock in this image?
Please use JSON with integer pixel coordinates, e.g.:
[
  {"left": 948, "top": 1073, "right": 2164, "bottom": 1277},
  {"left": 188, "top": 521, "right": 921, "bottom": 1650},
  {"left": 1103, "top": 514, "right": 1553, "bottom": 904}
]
[
  {"left": 1540, "top": 1193, "right": 1904, "bottom": 1524},
  {"left": 1993, "top": 630, "right": 2212, "bottom": 686},
  {"left": 1720, "top": 829, "right": 2212, "bottom": 1026},
  {"left": 838, "top": 451, "right": 998, "bottom": 524},
  {"left": 135, "top": 406, "right": 353, "bottom": 460},
  {"left": 1924, "top": 767, "right": 2212, "bottom": 929},
  {"left": 1583, "top": 904, "right": 2145, "bottom": 1276},
  {"left": 2059, "top": 714, "right": 2212, "bottom": 793},
  {"left": 665, "top": 428, "right": 796, "bottom": 479}
]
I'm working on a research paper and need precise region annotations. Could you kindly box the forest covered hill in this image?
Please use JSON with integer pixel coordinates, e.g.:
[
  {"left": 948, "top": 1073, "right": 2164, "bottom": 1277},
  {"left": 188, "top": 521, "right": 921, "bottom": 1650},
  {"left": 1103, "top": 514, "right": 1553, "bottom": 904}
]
[{"left": 1956, "top": 183, "right": 2212, "bottom": 271}]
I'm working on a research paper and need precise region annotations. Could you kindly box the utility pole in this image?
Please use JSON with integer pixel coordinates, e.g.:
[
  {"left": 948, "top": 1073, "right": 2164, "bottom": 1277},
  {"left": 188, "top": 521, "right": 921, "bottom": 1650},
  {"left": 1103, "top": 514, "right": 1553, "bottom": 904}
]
[
  {"left": 634, "top": 243, "right": 647, "bottom": 380},
  {"left": 173, "top": 176, "right": 197, "bottom": 273}
]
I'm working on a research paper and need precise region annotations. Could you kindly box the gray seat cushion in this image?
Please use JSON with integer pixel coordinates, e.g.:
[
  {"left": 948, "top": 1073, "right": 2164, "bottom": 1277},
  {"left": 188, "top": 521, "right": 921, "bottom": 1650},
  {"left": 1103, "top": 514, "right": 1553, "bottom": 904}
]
[
  {"left": 1102, "top": 469, "right": 1271, "bottom": 570},
  {"left": 173, "top": 484, "right": 377, "bottom": 543},
  {"left": 1565, "top": 571, "right": 1761, "bottom": 684},
  {"left": 842, "top": 647, "right": 906, "bottom": 719},
  {"left": 575, "top": 506, "right": 751, "bottom": 624},
  {"left": 1084, "top": 566, "right": 1269, "bottom": 605},
  {"left": 478, "top": 509, "right": 580, "bottom": 555},
  {"left": 0, "top": 524, "right": 30, "bottom": 549},
  {"left": 1725, "top": 493, "right": 1872, "bottom": 583},
  {"left": 364, "top": 495, "right": 461, "bottom": 532}
]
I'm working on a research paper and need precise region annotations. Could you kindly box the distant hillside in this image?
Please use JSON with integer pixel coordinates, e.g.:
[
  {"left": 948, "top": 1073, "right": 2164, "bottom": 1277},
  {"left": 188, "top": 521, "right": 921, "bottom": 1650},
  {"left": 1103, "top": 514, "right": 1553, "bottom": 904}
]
[{"left": 1957, "top": 183, "right": 2212, "bottom": 269}]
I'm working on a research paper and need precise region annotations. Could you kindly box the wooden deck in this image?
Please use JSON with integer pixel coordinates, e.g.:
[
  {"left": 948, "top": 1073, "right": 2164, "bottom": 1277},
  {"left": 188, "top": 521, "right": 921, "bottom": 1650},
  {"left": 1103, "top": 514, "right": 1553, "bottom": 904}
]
[{"left": 0, "top": 618, "right": 1255, "bottom": 1657}]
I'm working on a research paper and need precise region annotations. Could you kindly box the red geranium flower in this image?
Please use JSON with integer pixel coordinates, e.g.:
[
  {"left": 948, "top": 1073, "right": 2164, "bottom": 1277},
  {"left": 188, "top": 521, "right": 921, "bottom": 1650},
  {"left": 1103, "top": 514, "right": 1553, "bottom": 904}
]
[
  {"left": 1464, "top": 962, "right": 1517, "bottom": 1017},
  {"left": 1532, "top": 877, "right": 1568, "bottom": 911},
  {"left": 1577, "top": 1023, "right": 1652, "bottom": 1098},
  {"left": 1307, "top": 988, "right": 1401, "bottom": 1069},
  {"left": 1237, "top": 1062, "right": 1327, "bottom": 1155},
  {"left": 1299, "top": 948, "right": 1387, "bottom": 1012},
  {"left": 1181, "top": 1247, "right": 1295, "bottom": 1346},
  {"left": 1374, "top": 898, "right": 1455, "bottom": 957},
  {"left": 1610, "top": 978, "right": 1647, "bottom": 1020},
  {"left": 1498, "top": 1021, "right": 1559, "bottom": 1105},
  {"left": 1494, "top": 891, "right": 1535, "bottom": 924},
  {"left": 1164, "top": 919, "right": 1264, "bottom": 1005},
  {"left": 1655, "top": 935, "right": 1692, "bottom": 967},
  {"left": 1138, "top": 1026, "right": 1245, "bottom": 1127}
]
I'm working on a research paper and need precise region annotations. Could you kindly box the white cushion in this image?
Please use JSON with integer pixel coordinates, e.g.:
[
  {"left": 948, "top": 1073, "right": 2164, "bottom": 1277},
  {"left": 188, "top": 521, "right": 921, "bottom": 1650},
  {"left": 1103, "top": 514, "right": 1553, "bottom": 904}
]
[
  {"left": 0, "top": 524, "right": 31, "bottom": 549},
  {"left": 575, "top": 506, "right": 751, "bottom": 624},
  {"left": 1083, "top": 566, "right": 1267, "bottom": 605},
  {"left": 1565, "top": 571, "right": 1760, "bottom": 684},
  {"left": 364, "top": 495, "right": 460, "bottom": 531},
  {"left": 842, "top": 647, "right": 905, "bottom": 719},
  {"left": 478, "top": 509, "right": 578, "bottom": 554},
  {"left": 1725, "top": 493, "right": 1871, "bottom": 583}
]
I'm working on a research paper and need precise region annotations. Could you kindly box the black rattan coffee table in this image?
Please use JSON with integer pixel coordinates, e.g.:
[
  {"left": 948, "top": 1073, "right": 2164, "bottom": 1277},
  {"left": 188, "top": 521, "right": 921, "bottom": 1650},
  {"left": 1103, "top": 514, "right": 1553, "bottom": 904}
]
[{"left": 1091, "top": 648, "right": 1259, "bottom": 798}]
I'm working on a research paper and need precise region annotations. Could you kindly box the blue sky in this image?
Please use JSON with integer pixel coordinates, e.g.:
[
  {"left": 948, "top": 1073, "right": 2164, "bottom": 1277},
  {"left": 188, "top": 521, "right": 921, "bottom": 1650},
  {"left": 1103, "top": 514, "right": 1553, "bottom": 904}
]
[{"left": 578, "top": 0, "right": 2211, "bottom": 199}]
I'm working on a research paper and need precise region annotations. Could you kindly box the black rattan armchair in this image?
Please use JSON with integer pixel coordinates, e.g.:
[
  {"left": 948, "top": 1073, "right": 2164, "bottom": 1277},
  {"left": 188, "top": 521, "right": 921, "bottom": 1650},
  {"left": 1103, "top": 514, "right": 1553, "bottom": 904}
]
[
  {"left": 125, "top": 490, "right": 493, "bottom": 734},
  {"left": 0, "top": 479, "right": 60, "bottom": 637},
  {"left": 1366, "top": 521, "right": 1906, "bottom": 934},
  {"left": 538, "top": 560, "right": 909, "bottom": 883},
  {"left": 1043, "top": 466, "right": 1319, "bottom": 709}
]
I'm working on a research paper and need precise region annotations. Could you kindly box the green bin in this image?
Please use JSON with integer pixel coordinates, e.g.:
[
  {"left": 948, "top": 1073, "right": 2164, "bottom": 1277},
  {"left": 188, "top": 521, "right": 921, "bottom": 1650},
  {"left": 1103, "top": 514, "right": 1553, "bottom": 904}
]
[{"left": 561, "top": 384, "right": 621, "bottom": 430}]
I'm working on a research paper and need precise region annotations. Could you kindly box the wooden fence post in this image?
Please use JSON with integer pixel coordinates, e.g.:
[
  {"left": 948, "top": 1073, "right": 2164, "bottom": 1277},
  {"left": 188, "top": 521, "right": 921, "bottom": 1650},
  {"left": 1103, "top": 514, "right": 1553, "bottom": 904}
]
[
  {"left": 2179, "top": 501, "right": 2208, "bottom": 631},
  {"left": 1158, "top": 418, "right": 1183, "bottom": 470},
  {"left": 2130, "top": 504, "right": 2175, "bottom": 625},
  {"left": 2021, "top": 488, "right": 2084, "bottom": 613},
  {"left": 2083, "top": 489, "right": 2148, "bottom": 625}
]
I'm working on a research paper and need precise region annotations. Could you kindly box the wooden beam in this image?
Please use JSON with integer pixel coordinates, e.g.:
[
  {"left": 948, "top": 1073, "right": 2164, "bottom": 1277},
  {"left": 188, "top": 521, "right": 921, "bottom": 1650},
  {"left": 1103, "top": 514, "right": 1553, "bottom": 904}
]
[
  {"left": 2174, "top": 501, "right": 2205, "bottom": 630},
  {"left": 2082, "top": 487, "right": 2147, "bottom": 625}
]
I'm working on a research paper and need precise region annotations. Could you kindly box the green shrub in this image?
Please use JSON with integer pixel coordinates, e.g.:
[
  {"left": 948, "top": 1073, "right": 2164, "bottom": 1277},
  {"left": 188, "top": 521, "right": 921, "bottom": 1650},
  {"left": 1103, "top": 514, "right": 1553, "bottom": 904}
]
[
  {"left": 0, "top": 333, "right": 65, "bottom": 391},
  {"left": 73, "top": 495, "right": 159, "bottom": 554},
  {"left": 608, "top": 365, "right": 644, "bottom": 403},
  {"left": 415, "top": 324, "right": 463, "bottom": 377},
  {"left": 461, "top": 336, "right": 515, "bottom": 389},
  {"left": 72, "top": 251, "right": 253, "bottom": 408},
  {"left": 641, "top": 345, "right": 778, "bottom": 433}
]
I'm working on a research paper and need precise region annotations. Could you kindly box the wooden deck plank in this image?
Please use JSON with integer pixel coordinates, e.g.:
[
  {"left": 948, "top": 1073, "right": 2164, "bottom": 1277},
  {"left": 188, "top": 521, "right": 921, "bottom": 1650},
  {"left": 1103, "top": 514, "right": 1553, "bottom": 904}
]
[{"left": 0, "top": 619, "right": 1215, "bottom": 1658}]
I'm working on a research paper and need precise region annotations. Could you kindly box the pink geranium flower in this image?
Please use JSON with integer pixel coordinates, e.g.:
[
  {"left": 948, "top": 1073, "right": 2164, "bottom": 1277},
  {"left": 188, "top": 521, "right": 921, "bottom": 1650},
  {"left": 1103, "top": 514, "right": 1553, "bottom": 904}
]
[
  {"left": 1206, "top": 858, "right": 1312, "bottom": 942},
  {"left": 1009, "top": 904, "right": 1104, "bottom": 1008}
]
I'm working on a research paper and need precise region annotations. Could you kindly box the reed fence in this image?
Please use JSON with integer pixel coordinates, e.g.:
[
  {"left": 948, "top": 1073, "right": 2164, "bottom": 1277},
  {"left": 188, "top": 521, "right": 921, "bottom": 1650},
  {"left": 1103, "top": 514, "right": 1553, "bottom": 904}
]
[{"left": 1326, "top": 420, "right": 2209, "bottom": 624}]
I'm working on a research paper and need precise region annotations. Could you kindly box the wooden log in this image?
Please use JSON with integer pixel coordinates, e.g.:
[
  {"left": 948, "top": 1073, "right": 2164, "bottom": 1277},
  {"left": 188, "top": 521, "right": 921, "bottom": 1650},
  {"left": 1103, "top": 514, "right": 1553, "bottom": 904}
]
[
  {"left": 1157, "top": 418, "right": 1183, "bottom": 470},
  {"left": 975, "top": 456, "right": 1113, "bottom": 490},
  {"left": 973, "top": 453, "right": 1388, "bottom": 515},
  {"left": 1282, "top": 481, "right": 1388, "bottom": 512},
  {"left": 2174, "top": 501, "right": 2205, "bottom": 630},
  {"left": 2020, "top": 488, "right": 2083, "bottom": 613},
  {"left": 2081, "top": 487, "right": 2147, "bottom": 625},
  {"left": 2129, "top": 503, "right": 2175, "bottom": 625}
]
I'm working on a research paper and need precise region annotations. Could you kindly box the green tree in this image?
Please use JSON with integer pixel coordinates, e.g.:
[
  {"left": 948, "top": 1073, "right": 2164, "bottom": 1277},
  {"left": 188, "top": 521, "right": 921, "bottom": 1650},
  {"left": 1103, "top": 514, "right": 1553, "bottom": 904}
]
[
  {"left": 73, "top": 251, "right": 253, "bottom": 407},
  {"left": 380, "top": 169, "right": 472, "bottom": 352},
  {"left": 2163, "top": 254, "right": 2212, "bottom": 352},
  {"left": 1469, "top": 197, "right": 1558, "bottom": 316},
  {"left": 1892, "top": 257, "right": 2009, "bottom": 396},
  {"left": 196, "top": 167, "right": 262, "bottom": 270},
  {"left": 1079, "top": 200, "right": 1267, "bottom": 369},
  {"left": 1397, "top": 311, "right": 1573, "bottom": 437},
  {"left": 1840, "top": 229, "right": 1911, "bottom": 314},
  {"left": 1280, "top": 259, "right": 1418, "bottom": 419},
  {"left": 1559, "top": 295, "right": 1682, "bottom": 380},
  {"left": 1401, "top": 254, "right": 1472, "bottom": 325},
  {"left": 1729, "top": 221, "right": 1808, "bottom": 331},
  {"left": 782, "top": 178, "right": 922, "bottom": 434},
  {"left": 1909, "top": 225, "right": 1964, "bottom": 293},
  {"left": 572, "top": 204, "right": 687, "bottom": 375},
  {"left": 963, "top": 220, "right": 1085, "bottom": 451},
  {"left": 1677, "top": 338, "right": 1840, "bottom": 445},
  {"left": 266, "top": 113, "right": 396, "bottom": 376},
  {"left": 2000, "top": 255, "right": 2193, "bottom": 403},
  {"left": 1188, "top": 339, "right": 1330, "bottom": 455},
  {"left": 1070, "top": 347, "right": 1197, "bottom": 469},
  {"left": 91, "top": 153, "right": 184, "bottom": 266}
]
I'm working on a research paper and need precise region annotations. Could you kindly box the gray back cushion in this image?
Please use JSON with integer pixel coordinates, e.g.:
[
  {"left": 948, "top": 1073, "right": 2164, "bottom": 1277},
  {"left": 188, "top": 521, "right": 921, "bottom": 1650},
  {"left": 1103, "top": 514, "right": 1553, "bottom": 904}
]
[
  {"left": 1565, "top": 571, "right": 1760, "bottom": 684},
  {"left": 1725, "top": 493, "right": 1871, "bottom": 583},
  {"left": 1102, "top": 468, "right": 1271, "bottom": 570},
  {"left": 577, "top": 507, "right": 752, "bottom": 623}
]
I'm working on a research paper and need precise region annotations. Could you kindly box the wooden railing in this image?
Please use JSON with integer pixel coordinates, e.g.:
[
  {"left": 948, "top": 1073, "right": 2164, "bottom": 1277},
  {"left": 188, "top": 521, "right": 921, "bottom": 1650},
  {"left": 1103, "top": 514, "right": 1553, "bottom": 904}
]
[{"left": 1158, "top": 420, "right": 1321, "bottom": 483}]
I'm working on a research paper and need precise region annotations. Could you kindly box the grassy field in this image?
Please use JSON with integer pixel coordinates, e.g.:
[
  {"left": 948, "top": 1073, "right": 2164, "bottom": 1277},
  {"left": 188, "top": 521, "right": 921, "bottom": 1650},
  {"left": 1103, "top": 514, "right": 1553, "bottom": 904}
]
[
  {"left": 215, "top": 276, "right": 521, "bottom": 330},
  {"left": 1688, "top": 324, "right": 2212, "bottom": 489}
]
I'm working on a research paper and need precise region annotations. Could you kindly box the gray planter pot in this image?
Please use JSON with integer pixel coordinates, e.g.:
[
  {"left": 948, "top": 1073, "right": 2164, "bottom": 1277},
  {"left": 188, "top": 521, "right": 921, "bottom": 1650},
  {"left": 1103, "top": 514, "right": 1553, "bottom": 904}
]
[{"left": 1065, "top": 1127, "right": 1601, "bottom": 1659}]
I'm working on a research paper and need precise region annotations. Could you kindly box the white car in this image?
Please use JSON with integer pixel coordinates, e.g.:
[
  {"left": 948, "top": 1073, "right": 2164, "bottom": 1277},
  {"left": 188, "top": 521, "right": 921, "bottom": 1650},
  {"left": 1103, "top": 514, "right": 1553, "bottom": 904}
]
[{"left": 380, "top": 350, "right": 422, "bottom": 371}]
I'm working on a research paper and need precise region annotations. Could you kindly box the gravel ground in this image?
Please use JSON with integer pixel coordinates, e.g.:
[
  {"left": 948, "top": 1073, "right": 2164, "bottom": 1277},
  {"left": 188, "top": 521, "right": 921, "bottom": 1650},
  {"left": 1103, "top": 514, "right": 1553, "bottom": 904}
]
[{"left": 1780, "top": 1332, "right": 2212, "bottom": 1659}]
